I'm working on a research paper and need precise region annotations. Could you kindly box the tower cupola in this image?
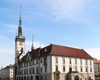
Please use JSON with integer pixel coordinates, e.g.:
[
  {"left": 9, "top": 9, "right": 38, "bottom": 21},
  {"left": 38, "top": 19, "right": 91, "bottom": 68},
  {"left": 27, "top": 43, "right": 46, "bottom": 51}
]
[{"left": 16, "top": 6, "right": 25, "bottom": 40}]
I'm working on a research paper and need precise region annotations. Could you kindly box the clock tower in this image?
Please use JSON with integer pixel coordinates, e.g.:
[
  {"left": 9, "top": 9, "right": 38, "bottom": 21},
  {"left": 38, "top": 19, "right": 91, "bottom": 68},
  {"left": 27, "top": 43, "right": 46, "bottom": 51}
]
[{"left": 15, "top": 7, "right": 25, "bottom": 64}]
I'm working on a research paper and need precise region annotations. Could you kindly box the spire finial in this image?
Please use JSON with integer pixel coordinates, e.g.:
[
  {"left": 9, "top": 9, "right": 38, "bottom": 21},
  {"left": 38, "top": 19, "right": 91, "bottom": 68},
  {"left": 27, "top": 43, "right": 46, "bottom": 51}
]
[
  {"left": 19, "top": 6, "right": 22, "bottom": 25},
  {"left": 20, "top": 6, "right": 21, "bottom": 18},
  {"left": 31, "top": 35, "right": 34, "bottom": 51}
]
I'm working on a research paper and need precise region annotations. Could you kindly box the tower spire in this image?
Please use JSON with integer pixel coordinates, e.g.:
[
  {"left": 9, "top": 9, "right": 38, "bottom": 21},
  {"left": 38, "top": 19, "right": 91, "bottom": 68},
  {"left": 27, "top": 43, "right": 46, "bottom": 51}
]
[
  {"left": 19, "top": 6, "right": 22, "bottom": 25},
  {"left": 16, "top": 6, "right": 25, "bottom": 39},
  {"left": 31, "top": 35, "right": 34, "bottom": 51}
]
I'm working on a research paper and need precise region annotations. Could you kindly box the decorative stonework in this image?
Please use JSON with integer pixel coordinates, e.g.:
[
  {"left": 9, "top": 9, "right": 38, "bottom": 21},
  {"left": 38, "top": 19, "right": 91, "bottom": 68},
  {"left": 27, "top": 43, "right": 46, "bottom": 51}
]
[{"left": 54, "top": 70, "right": 60, "bottom": 80}]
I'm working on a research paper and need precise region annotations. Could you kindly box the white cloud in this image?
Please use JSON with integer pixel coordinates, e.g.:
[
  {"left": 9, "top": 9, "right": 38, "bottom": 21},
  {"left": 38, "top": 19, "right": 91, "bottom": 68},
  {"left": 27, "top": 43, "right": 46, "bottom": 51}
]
[
  {"left": 30, "top": 0, "right": 85, "bottom": 21},
  {"left": 2, "top": 0, "right": 87, "bottom": 21},
  {"left": 85, "top": 48, "right": 100, "bottom": 60},
  {"left": 46, "top": 0, "right": 84, "bottom": 20}
]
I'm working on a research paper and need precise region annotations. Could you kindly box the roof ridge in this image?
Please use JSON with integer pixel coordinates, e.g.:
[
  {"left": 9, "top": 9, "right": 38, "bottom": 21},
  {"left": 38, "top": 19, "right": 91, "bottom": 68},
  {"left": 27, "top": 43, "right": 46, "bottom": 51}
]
[{"left": 51, "top": 44, "right": 82, "bottom": 50}]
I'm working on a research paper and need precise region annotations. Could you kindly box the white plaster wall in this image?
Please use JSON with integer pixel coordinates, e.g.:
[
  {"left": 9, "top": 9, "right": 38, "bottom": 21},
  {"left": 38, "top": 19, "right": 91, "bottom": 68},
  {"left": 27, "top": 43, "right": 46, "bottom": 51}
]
[
  {"left": 52, "top": 56, "right": 94, "bottom": 74},
  {"left": 20, "top": 56, "right": 51, "bottom": 75}
]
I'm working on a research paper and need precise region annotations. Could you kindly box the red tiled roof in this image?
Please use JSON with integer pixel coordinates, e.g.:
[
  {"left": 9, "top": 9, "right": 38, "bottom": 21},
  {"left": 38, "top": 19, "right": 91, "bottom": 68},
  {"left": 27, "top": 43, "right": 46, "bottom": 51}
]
[
  {"left": 94, "top": 60, "right": 100, "bottom": 63},
  {"left": 50, "top": 44, "right": 93, "bottom": 59},
  {"left": 20, "top": 44, "right": 93, "bottom": 62}
]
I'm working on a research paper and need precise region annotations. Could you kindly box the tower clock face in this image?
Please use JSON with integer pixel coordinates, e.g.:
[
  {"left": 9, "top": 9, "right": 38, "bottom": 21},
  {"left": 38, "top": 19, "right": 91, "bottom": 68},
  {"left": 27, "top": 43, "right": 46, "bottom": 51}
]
[{"left": 19, "top": 42, "right": 23, "bottom": 46}]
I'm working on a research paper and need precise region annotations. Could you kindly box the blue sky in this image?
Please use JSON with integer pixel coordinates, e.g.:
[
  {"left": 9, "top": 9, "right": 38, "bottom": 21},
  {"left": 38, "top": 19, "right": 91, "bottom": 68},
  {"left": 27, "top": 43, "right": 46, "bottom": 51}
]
[{"left": 0, "top": 0, "right": 100, "bottom": 67}]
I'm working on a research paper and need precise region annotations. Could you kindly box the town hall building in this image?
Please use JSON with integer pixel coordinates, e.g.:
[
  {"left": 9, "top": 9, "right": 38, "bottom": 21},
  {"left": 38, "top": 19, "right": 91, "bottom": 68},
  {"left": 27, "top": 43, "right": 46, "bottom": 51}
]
[{"left": 15, "top": 8, "right": 95, "bottom": 80}]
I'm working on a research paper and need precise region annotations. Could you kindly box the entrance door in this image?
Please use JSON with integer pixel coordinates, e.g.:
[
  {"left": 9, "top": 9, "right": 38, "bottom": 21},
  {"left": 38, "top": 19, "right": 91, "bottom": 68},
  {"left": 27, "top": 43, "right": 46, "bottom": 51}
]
[
  {"left": 31, "top": 76, "right": 33, "bottom": 80},
  {"left": 75, "top": 75, "right": 79, "bottom": 80},
  {"left": 36, "top": 75, "right": 39, "bottom": 80},
  {"left": 54, "top": 71, "right": 60, "bottom": 80}
]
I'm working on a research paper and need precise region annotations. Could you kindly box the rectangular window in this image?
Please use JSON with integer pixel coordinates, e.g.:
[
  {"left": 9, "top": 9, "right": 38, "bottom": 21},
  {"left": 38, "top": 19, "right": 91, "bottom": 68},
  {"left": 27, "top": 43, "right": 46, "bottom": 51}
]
[
  {"left": 30, "top": 69, "right": 31, "bottom": 74},
  {"left": 44, "top": 57, "right": 47, "bottom": 66},
  {"left": 90, "top": 68, "right": 92, "bottom": 72},
  {"left": 63, "top": 66, "right": 65, "bottom": 72},
  {"left": 75, "top": 67, "right": 77, "bottom": 71},
  {"left": 36, "top": 68, "right": 38, "bottom": 74},
  {"left": 56, "top": 66, "right": 58, "bottom": 71},
  {"left": 69, "top": 59, "right": 71, "bottom": 64},
  {"left": 80, "top": 60, "right": 82, "bottom": 65},
  {"left": 90, "top": 61, "right": 92, "bottom": 65},
  {"left": 63, "top": 58, "right": 65, "bottom": 64},
  {"left": 80, "top": 67, "right": 82, "bottom": 72},
  {"left": 41, "top": 59, "right": 42, "bottom": 63},
  {"left": 41, "top": 67, "right": 42, "bottom": 73},
  {"left": 56, "top": 58, "right": 58, "bottom": 63},
  {"left": 85, "top": 60, "right": 87, "bottom": 65},
  {"left": 45, "top": 66, "right": 47, "bottom": 72},
  {"left": 33, "top": 68, "right": 34, "bottom": 74},
  {"left": 86, "top": 67, "right": 88, "bottom": 72},
  {"left": 75, "top": 59, "right": 77, "bottom": 64}
]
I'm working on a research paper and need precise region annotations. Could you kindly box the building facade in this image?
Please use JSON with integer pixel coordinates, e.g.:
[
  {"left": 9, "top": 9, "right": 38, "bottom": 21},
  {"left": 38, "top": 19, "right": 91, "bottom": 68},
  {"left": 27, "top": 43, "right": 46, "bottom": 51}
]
[
  {"left": 14, "top": 7, "right": 95, "bottom": 80},
  {"left": 94, "top": 59, "right": 100, "bottom": 80},
  {"left": 15, "top": 44, "right": 95, "bottom": 80},
  {"left": 0, "top": 64, "right": 14, "bottom": 80}
]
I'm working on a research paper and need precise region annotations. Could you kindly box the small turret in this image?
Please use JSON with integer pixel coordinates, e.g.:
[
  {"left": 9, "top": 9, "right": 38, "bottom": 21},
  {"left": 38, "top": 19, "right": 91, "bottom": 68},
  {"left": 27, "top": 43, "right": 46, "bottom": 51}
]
[{"left": 31, "top": 35, "right": 34, "bottom": 51}]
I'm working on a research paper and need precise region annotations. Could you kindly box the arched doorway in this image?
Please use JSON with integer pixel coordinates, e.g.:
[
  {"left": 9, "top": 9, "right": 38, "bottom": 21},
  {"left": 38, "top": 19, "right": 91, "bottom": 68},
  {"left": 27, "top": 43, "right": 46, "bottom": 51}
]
[
  {"left": 19, "top": 77, "right": 20, "bottom": 80},
  {"left": 21, "top": 76, "right": 23, "bottom": 80},
  {"left": 30, "top": 75, "right": 33, "bottom": 80},
  {"left": 17, "top": 77, "right": 18, "bottom": 80},
  {"left": 24, "top": 76, "right": 26, "bottom": 80},
  {"left": 35, "top": 75, "right": 39, "bottom": 80},
  {"left": 75, "top": 75, "right": 79, "bottom": 80},
  {"left": 27, "top": 76, "right": 29, "bottom": 80}
]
